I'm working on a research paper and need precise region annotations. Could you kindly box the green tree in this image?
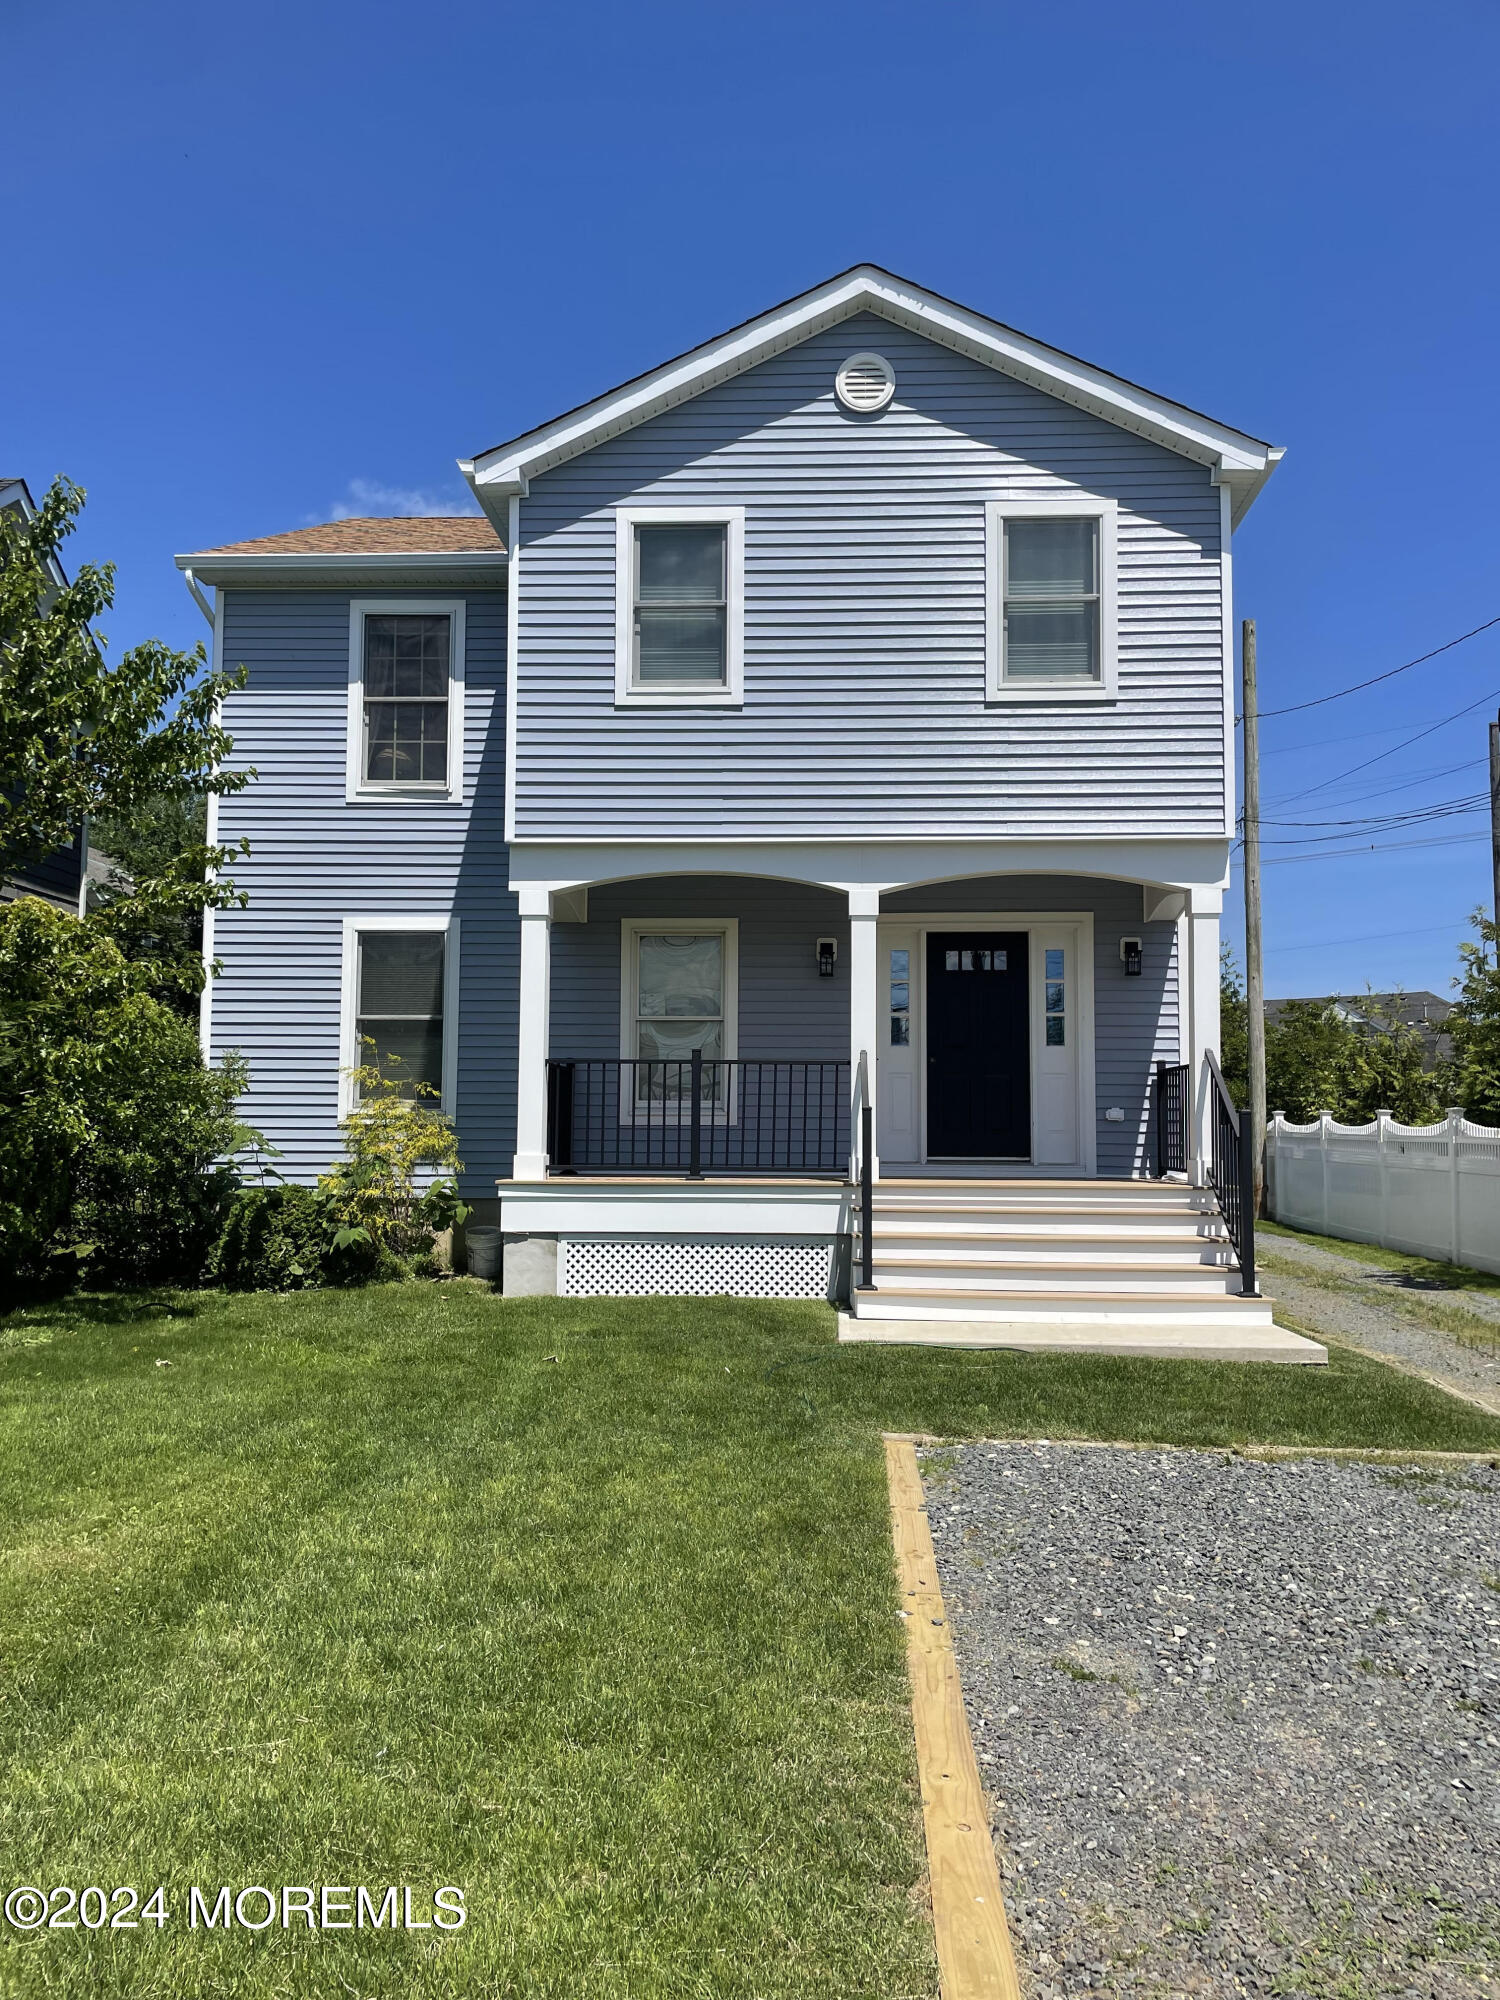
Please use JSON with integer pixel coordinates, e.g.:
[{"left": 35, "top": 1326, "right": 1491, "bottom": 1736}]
[
  {"left": 0, "top": 901, "right": 246, "bottom": 1285},
  {"left": 1, "top": 475, "right": 250, "bottom": 995},
  {"left": 1263, "top": 996, "right": 1442, "bottom": 1125},
  {"left": 1446, "top": 910, "right": 1500, "bottom": 1123},
  {"left": 1219, "top": 947, "right": 1249, "bottom": 1105}
]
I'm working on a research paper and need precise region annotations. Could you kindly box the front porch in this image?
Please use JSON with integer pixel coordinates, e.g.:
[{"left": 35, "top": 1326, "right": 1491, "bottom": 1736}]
[{"left": 493, "top": 845, "right": 1254, "bottom": 1322}]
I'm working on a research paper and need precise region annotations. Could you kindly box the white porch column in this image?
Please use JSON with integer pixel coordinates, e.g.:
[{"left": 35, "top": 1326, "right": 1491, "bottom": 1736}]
[
  {"left": 512, "top": 885, "right": 552, "bottom": 1182},
  {"left": 1184, "top": 887, "right": 1222, "bottom": 1186},
  {"left": 845, "top": 885, "right": 882, "bottom": 1181}
]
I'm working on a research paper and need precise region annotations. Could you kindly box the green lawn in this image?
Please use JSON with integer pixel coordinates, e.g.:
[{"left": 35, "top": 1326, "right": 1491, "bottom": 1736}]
[{"left": 2, "top": 1286, "right": 1498, "bottom": 1999}]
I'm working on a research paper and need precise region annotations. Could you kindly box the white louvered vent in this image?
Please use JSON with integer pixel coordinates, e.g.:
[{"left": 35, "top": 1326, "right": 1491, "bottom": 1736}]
[
  {"left": 835, "top": 352, "right": 895, "bottom": 413},
  {"left": 560, "top": 1237, "right": 833, "bottom": 1299}
]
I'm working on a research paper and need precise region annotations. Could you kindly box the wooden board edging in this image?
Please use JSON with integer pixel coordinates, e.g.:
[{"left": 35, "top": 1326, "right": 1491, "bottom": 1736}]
[{"left": 885, "top": 1436, "right": 1022, "bottom": 2000}]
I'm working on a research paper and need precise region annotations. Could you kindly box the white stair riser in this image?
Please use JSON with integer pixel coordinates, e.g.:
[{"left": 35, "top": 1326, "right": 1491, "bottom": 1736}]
[
  {"left": 873, "top": 1267, "right": 1243, "bottom": 1296},
  {"left": 853, "top": 1293, "right": 1275, "bottom": 1326},
  {"left": 870, "top": 1235, "right": 1230, "bottom": 1261}
]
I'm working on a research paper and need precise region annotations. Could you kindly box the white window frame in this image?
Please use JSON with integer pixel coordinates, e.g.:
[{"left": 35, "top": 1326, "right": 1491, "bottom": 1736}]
[
  {"left": 614, "top": 507, "right": 745, "bottom": 706},
  {"left": 339, "top": 913, "right": 460, "bottom": 1118},
  {"left": 345, "top": 599, "right": 466, "bottom": 802},
  {"left": 985, "top": 497, "right": 1118, "bottom": 703},
  {"left": 619, "top": 917, "right": 740, "bottom": 1122}
]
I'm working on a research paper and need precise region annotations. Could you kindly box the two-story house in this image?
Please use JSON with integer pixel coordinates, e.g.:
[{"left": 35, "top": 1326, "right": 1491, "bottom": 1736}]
[{"left": 178, "top": 266, "right": 1291, "bottom": 1349}]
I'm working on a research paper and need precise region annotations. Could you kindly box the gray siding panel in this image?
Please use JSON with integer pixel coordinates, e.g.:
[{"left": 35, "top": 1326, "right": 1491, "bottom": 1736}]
[
  {"left": 209, "top": 588, "right": 514, "bottom": 1194},
  {"left": 515, "top": 312, "right": 1225, "bottom": 838}
]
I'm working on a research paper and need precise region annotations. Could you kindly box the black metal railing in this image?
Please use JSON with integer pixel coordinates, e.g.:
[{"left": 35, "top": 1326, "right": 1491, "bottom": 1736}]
[
  {"left": 1204, "top": 1051, "right": 1257, "bottom": 1296},
  {"left": 852, "top": 1048, "right": 875, "bottom": 1291},
  {"left": 1154, "top": 1060, "right": 1190, "bottom": 1177},
  {"left": 546, "top": 1056, "right": 850, "bottom": 1176}
]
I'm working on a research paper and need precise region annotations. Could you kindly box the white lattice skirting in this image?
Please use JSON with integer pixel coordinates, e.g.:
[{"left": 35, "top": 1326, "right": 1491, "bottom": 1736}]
[{"left": 560, "top": 1236, "right": 834, "bottom": 1299}]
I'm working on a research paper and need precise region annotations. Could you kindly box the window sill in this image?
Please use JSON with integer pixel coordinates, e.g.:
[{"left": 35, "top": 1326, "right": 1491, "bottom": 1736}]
[
  {"left": 614, "top": 689, "right": 744, "bottom": 709},
  {"left": 346, "top": 784, "right": 464, "bottom": 804},
  {"left": 985, "top": 683, "right": 1118, "bottom": 705}
]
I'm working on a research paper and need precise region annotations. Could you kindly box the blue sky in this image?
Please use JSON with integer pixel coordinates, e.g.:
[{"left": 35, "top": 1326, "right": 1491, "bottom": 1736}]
[{"left": 8, "top": 0, "right": 1498, "bottom": 999}]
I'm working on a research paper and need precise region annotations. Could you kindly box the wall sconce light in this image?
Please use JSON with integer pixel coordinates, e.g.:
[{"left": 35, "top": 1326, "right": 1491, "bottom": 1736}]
[
  {"left": 816, "top": 937, "right": 838, "bottom": 978},
  {"left": 1120, "top": 937, "right": 1143, "bottom": 976}
]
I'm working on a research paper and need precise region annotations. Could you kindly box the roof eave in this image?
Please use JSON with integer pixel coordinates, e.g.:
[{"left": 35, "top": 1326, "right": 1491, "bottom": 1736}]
[{"left": 175, "top": 548, "right": 509, "bottom": 589}]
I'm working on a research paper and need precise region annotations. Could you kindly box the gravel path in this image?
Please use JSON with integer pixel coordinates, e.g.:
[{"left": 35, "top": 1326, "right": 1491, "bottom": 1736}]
[
  {"left": 921, "top": 1442, "right": 1500, "bottom": 1998},
  {"left": 1259, "top": 1232, "right": 1500, "bottom": 1414}
]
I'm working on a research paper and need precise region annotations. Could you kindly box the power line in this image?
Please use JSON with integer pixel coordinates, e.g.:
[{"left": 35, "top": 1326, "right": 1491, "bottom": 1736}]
[
  {"left": 1257, "top": 793, "right": 1488, "bottom": 837},
  {"left": 1253, "top": 828, "right": 1487, "bottom": 866},
  {"left": 1262, "top": 920, "right": 1471, "bottom": 955},
  {"left": 1246, "top": 613, "right": 1500, "bottom": 721},
  {"left": 1270, "top": 684, "right": 1500, "bottom": 807}
]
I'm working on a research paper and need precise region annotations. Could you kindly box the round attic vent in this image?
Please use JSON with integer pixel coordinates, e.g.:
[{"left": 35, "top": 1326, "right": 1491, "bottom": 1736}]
[{"left": 835, "top": 351, "right": 895, "bottom": 413}]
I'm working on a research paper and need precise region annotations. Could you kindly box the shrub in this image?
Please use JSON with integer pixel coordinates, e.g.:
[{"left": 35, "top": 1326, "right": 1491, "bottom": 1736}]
[
  {"left": 319, "top": 1048, "right": 467, "bottom": 1262},
  {"left": 0, "top": 898, "right": 244, "bottom": 1288},
  {"left": 204, "top": 1184, "right": 388, "bottom": 1291}
]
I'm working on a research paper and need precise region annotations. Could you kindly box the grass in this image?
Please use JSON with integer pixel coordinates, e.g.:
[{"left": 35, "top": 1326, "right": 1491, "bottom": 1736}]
[
  {"left": 1, "top": 1287, "right": 1499, "bottom": 1999},
  {"left": 1260, "top": 1218, "right": 1500, "bottom": 1298},
  {"left": 1259, "top": 1223, "right": 1500, "bottom": 1354}
]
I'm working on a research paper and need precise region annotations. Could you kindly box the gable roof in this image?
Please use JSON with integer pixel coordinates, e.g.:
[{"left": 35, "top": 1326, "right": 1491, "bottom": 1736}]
[{"left": 462, "top": 264, "right": 1283, "bottom": 528}]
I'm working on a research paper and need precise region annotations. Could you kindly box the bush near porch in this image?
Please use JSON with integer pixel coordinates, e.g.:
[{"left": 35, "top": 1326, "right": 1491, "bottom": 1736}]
[{"left": 2, "top": 1288, "right": 1497, "bottom": 2000}]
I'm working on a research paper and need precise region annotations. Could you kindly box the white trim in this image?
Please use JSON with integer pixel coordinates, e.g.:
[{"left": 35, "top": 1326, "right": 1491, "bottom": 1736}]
[
  {"left": 498, "top": 1182, "right": 852, "bottom": 1234},
  {"left": 199, "top": 585, "right": 223, "bottom": 1062},
  {"left": 613, "top": 507, "right": 745, "bottom": 706},
  {"left": 176, "top": 549, "right": 506, "bottom": 588},
  {"left": 875, "top": 912, "right": 1096, "bottom": 1176},
  {"left": 985, "top": 497, "right": 1118, "bottom": 703},
  {"left": 505, "top": 835, "right": 1232, "bottom": 895},
  {"left": 467, "top": 265, "right": 1281, "bottom": 522},
  {"left": 504, "top": 496, "right": 520, "bottom": 844},
  {"left": 619, "top": 918, "right": 740, "bottom": 1119},
  {"left": 338, "top": 913, "right": 460, "bottom": 1119},
  {"left": 345, "top": 599, "right": 466, "bottom": 805},
  {"left": 1219, "top": 483, "right": 1235, "bottom": 840}
]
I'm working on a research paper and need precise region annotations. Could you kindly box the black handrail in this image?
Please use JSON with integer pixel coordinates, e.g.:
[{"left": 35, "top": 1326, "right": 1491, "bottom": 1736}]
[
  {"left": 1203, "top": 1051, "right": 1258, "bottom": 1296},
  {"left": 545, "top": 1058, "right": 849, "bottom": 1176},
  {"left": 1154, "top": 1060, "right": 1190, "bottom": 1177}
]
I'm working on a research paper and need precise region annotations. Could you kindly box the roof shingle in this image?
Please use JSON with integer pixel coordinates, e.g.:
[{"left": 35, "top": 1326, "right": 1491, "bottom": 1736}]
[{"left": 198, "top": 516, "right": 504, "bottom": 556}]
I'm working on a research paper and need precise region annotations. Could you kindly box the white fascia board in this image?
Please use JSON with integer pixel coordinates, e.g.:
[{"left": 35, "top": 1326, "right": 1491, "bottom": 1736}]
[
  {"left": 504, "top": 833, "right": 1234, "bottom": 894},
  {"left": 175, "top": 550, "right": 508, "bottom": 588},
  {"left": 497, "top": 1184, "right": 854, "bottom": 1235},
  {"left": 466, "top": 264, "right": 1283, "bottom": 510}
]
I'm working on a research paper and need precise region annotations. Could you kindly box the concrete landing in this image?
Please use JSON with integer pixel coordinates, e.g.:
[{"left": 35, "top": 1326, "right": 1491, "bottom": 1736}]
[{"left": 836, "top": 1313, "right": 1327, "bottom": 1364}]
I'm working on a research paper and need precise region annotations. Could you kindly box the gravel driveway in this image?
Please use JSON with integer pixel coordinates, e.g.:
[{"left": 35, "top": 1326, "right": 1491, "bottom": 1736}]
[
  {"left": 1260, "top": 1231, "right": 1500, "bottom": 1415},
  {"left": 922, "top": 1441, "right": 1500, "bottom": 1998}
]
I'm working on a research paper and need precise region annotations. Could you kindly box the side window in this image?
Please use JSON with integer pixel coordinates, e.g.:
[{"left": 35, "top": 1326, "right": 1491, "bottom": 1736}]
[
  {"left": 1044, "top": 947, "right": 1066, "bottom": 1046},
  {"left": 985, "top": 503, "right": 1116, "bottom": 702},
  {"left": 342, "top": 921, "right": 457, "bottom": 1112},
  {"left": 347, "top": 600, "right": 464, "bottom": 801},
  {"left": 614, "top": 511, "right": 744, "bottom": 704}
]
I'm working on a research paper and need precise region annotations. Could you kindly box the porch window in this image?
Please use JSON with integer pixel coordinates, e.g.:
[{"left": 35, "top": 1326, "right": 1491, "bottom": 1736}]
[
  {"left": 1044, "top": 946, "right": 1066, "bottom": 1046},
  {"left": 624, "top": 921, "right": 738, "bottom": 1104}
]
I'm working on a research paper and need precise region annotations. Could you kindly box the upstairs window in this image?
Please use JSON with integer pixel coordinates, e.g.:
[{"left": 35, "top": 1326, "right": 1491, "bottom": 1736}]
[
  {"left": 364, "top": 615, "right": 450, "bottom": 783},
  {"left": 346, "top": 600, "right": 465, "bottom": 801},
  {"left": 985, "top": 501, "right": 1117, "bottom": 702},
  {"left": 614, "top": 509, "right": 745, "bottom": 704},
  {"left": 635, "top": 527, "right": 725, "bottom": 686},
  {"left": 1003, "top": 520, "right": 1098, "bottom": 681}
]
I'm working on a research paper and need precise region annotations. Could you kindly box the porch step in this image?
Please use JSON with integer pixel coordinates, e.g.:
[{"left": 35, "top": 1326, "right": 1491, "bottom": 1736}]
[
  {"left": 838, "top": 1315, "right": 1323, "bottom": 1363},
  {"left": 851, "top": 1286, "right": 1275, "bottom": 1325},
  {"left": 870, "top": 1222, "right": 1226, "bottom": 1248},
  {"left": 871, "top": 1257, "right": 1237, "bottom": 1292}
]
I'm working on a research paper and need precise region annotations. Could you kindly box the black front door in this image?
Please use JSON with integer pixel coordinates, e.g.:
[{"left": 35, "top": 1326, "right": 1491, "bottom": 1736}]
[{"left": 925, "top": 932, "right": 1030, "bottom": 1158}]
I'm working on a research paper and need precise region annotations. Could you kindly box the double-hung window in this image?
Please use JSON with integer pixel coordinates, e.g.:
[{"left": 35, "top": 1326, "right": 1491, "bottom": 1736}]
[
  {"left": 347, "top": 600, "right": 465, "bottom": 800},
  {"left": 341, "top": 917, "right": 458, "bottom": 1112},
  {"left": 621, "top": 920, "right": 738, "bottom": 1107},
  {"left": 614, "top": 508, "right": 744, "bottom": 704},
  {"left": 985, "top": 500, "right": 1117, "bottom": 701}
]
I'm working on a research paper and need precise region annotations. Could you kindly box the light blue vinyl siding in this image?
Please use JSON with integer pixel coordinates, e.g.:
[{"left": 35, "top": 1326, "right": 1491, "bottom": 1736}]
[
  {"left": 882, "top": 875, "right": 1180, "bottom": 1177},
  {"left": 514, "top": 312, "right": 1226, "bottom": 838},
  {"left": 208, "top": 588, "right": 513, "bottom": 1194}
]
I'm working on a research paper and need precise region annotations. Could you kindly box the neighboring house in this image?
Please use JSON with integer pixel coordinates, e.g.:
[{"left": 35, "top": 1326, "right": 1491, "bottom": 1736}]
[
  {"left": 177, "top": 266, "right": 1286, "bottom": 1334},
  {"left": 1267, "top": 991, "right": 1454, "bottom": 1070},
  {"left": 1, "top": 476, "right": 90, "bottom": 913}
]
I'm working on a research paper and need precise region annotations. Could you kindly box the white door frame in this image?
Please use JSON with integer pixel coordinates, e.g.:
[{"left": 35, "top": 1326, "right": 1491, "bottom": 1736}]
[{"left": 875, "top": 912, "right": 1097, "bottom": 1175}]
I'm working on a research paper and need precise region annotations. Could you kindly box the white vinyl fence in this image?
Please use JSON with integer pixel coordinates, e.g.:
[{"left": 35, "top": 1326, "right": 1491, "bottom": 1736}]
[{"left": 1266, "top": 1109, "right": 1500, "bottom": 1275}]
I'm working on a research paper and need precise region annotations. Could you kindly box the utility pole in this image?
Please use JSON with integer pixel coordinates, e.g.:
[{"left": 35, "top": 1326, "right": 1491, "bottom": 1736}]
[
  {"left": 1242, "top": 618, "right": 1266, "bottom": 1217},
  {"left": 1490, "top": 708, "right": 1500, "bottom": 923}
]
